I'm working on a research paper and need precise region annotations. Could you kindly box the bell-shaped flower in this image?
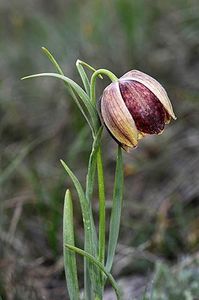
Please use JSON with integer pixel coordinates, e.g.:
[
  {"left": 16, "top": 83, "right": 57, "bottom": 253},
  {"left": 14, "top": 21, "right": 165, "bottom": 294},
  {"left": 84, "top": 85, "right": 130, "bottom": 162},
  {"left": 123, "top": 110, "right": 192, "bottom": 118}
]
[{"left": 100, "top": 70, "right": 176, "bottom": 151}]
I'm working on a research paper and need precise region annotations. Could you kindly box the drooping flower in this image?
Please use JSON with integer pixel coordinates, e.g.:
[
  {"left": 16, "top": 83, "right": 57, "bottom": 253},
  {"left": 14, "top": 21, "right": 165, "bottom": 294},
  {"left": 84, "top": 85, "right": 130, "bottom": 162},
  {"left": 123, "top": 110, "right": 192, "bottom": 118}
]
[{"left": 100, "top": 70, "right": 176, "bottom": 151}]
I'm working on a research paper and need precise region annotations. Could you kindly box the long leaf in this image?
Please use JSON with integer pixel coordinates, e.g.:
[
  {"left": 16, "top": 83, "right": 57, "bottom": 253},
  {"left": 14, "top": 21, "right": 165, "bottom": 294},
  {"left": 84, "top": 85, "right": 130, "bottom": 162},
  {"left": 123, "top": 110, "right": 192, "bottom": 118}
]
[
  {"left": 63, "top": 190, "right": 80, "bottom": 299},
  {"left": 60, "top": 160, "right": 101, "bottom": 297},
  {"left": 60, "top": 160, "right": 97, "bottom": 254},
  {"left": 106, "top": 146, "right": 123, "bottom": 272},
  {"left": 22, "top": 73, "right": 99, "bottom": 133},
  {"left": 76, "top": 60, "right": 90, "bottom": 96},
  {"left": 41, "top": 48, "right": 94, "bottom": 133},
  {"left": 65, "top": 244, "right": 122, "bottom": 300},
  {"left": 42, "top": 47, "right": 64, "bottom": 75}
]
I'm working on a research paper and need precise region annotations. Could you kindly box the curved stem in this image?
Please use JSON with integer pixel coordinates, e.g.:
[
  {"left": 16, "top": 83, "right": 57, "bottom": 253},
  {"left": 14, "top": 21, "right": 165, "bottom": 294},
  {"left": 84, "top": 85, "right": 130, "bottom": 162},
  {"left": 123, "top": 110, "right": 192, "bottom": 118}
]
[
  {"left": 89, "top": 68, "right": 118, "bottom": 287},
  {"left": 90, "top": 69, "right": 118, "bottom": 103}
]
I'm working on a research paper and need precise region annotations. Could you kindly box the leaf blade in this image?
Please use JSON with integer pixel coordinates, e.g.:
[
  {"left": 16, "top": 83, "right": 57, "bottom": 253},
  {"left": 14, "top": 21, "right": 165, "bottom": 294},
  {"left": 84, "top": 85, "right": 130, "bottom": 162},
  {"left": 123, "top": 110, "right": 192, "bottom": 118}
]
[
  {"left": 60, "top": 160, "right": 102, "bottom": 297},
  {"left": 41, "top": 48, "right": 94, "bottom": 132},
  {"left": 63, "top": 190, "right": 80, "bottom": 299},
  {"left": 22, "top": 73, "right": 99, "bottom": 133},
  {"left": 65, "top": 243, "right": 122, "bottom": 300},
  {"left": 76, "top": 60, "right": 90, "bottom": 96}
]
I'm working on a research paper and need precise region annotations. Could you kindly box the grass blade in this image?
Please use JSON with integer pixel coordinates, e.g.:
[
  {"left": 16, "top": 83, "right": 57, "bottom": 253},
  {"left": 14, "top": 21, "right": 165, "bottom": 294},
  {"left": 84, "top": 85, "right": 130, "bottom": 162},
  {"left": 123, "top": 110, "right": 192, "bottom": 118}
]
[
  {"left": 63, "top": 190, "right": 80, "bottom": 299},
  {"left": 106, "top": 146, "right": 123, "bottom": 272},
  {"left": 0, "top": 144, "right": 32, "bottom": 185},
  {"left": 65, "top": 244, "right": 122, "bottom": 300}
]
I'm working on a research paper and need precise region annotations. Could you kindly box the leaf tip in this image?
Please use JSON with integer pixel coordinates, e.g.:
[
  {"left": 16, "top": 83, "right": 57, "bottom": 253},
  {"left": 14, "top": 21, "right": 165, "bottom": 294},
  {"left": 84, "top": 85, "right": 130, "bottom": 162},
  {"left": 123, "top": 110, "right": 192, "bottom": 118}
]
[
  {"left": 60, "top": 159, "right": 66, "bottom": 169},
  {"left": 41, "top": 46, "right": 49, "bottom": 54},
  {"left": 75, "top": 59, "right": 81, "bottom": 66},
  {"left": 21, "top": 75, "right": 30, "bottom": 81},
  {"left": 65, "top": 188, "right": 71, "bottom": 198}
]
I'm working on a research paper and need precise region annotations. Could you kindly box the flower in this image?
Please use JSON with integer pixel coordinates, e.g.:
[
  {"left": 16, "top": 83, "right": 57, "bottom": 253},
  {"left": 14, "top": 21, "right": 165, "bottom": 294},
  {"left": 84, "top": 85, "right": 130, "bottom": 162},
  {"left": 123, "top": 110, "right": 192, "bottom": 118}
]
[{"left": 100, "top": 70, "right": 176, "bottom": 151}]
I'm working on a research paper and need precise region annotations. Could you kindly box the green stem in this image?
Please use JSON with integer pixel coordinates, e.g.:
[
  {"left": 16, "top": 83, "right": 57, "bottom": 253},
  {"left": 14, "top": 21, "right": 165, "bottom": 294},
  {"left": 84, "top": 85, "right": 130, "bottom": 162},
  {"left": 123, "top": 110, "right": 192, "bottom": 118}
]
[
  {"left": 85, "top": 127, "right": 102, "bottom": 300},
  {"left": 97, "top": 147, "right": 106, "bottom": 266},
  {"left": 89, "top": 68, "right": 118, "bottom": 292},
  {"left": 90, "top": 69, "right": 118, "bottom": 103},
  {"left": 106, "top": 146, "right": 123, "bottom": 273}
]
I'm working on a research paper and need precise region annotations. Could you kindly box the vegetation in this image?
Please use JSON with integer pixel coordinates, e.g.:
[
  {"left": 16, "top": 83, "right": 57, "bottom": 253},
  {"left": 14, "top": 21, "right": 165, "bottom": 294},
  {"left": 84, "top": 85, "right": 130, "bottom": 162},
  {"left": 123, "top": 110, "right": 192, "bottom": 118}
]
[{"left": 0, "top": 0, "right": 198, "bottom": 299}]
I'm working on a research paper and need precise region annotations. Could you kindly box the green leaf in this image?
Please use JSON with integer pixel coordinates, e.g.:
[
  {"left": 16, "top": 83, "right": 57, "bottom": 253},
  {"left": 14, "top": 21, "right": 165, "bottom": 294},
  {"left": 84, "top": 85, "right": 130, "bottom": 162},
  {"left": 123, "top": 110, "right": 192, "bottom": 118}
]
[
  {"left": 76, "top": 60, "right": 91, "bottom": 96},
  {"left": 60, "top": 160, "right": 102, "bottom": 297},
  {"left": 42, "top": 47, "right": 64, "bottom": 75},
  {"left": 41, "top": 48, "right": 93, "bottom": 132},
  {"left": 63, "top": 190, "right": 80, "bottom": 299},
  {"left": 22, "top": 72, "right": 99, "bottom": 134},
  {"left": 106, "top": 146, "right": 123, "bottom": 272},
  {"left": 65, "top": 244, "right": 122, "bottom": 300},
  {"left": 76, "top": 60, "right": 103, "bottom": 97},
  {"left": 60, "top": 160, "right": 97, "bottom": 254}
]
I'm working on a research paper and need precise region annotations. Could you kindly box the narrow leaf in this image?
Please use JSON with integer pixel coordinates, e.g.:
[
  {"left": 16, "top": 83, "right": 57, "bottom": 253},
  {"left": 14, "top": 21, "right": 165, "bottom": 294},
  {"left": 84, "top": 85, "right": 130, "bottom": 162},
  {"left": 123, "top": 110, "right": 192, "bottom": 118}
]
[
  {"left": 60, "top": 160, "right": 97, "bottom": 254},
  {"left": 42, "top": 47, "right": 93, "bottom": 128},
  {"left": 76, "top": 59, "right": 103, "bottom": 96},
  {"left": 22, "top": 73, "right": 99, "bottom": 133},
  {"left": 76, "top": 60, "right": 90, "bottom": 96},
  {"left": 60, "top": 160, "right": 101, "bottom": 296},
  {"left": 106, "top": 146, "right": 123, "bottom": 272},
  {"left": 42, "top": 47, "right": 64, "bottom": 75},
  {"left": 63, "top": 190, "right": 80, "bottom": 299},
  {"left": 65, "top": 244, "right": 122, "bottom": 300}
]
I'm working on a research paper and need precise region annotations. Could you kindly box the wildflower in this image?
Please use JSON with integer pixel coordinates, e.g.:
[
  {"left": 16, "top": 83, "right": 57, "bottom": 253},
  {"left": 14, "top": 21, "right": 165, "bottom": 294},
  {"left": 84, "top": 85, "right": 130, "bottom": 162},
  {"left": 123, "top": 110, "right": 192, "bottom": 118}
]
[{"left": 100, "top": 70, "right": 176, "bottom": 151}]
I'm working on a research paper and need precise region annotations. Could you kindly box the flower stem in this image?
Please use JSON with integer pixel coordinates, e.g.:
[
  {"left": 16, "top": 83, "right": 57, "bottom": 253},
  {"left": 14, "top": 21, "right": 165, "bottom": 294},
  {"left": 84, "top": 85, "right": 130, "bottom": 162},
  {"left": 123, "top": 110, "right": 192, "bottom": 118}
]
[
  {"left": 90, "top": 69, "right": 118, "bottom": 103},
  {"left": 97, "top": 146, "right": 106, "bottom": 266},
  {"left": 89, "top": 67, "right": 119, "bottom": 297}
]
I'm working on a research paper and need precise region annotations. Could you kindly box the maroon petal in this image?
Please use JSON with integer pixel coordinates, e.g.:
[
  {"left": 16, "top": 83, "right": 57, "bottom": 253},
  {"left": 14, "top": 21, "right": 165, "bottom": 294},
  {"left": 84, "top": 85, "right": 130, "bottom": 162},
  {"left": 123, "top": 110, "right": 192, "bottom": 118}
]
[{"left": 119, "top": 80, "right": 167, "bottom": 134}]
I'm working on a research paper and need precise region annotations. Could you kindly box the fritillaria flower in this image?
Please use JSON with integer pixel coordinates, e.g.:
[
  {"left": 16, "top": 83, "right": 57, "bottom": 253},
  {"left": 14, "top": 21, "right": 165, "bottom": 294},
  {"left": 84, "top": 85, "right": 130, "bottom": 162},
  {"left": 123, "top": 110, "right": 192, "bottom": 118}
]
[{"left": 100, "top": 70, "right": 176, "bottom": 151}]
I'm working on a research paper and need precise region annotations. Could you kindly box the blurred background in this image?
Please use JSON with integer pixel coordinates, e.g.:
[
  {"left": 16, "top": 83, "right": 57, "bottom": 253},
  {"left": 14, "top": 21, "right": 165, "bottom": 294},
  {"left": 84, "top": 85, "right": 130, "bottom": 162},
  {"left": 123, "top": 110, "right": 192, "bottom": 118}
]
[{"left": 0, "top": 0, "right": 199, "bottom": 299}]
